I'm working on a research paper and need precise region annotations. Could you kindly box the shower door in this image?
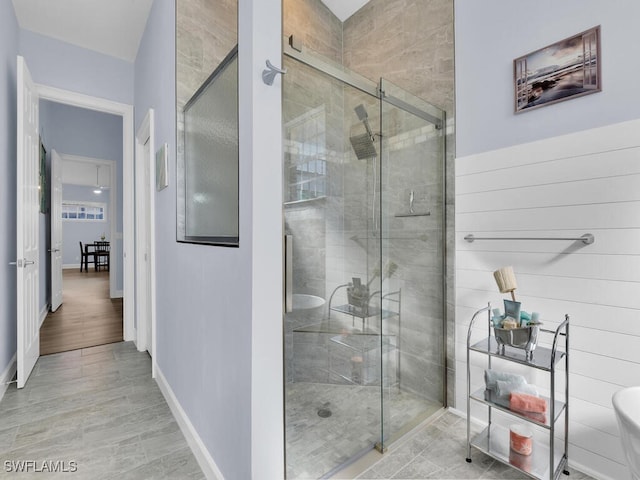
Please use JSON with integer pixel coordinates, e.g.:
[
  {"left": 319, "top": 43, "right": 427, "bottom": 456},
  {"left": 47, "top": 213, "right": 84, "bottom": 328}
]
[
  {"left": 379, "top": 78, "right": 446, "bottom": 447},
  {"left": 283, "top": 54, "right": 384, "bottom": 479},
  {"left": 283, "top": 48, "right": 446, "bottom": 479}
]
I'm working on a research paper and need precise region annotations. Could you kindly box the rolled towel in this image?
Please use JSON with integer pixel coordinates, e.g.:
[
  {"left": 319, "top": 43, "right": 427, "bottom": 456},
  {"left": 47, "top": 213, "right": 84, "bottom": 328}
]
[
  {"left": 510, "top": 392, "right": 547, "bottom": 414},
  {"left": 484, "top": 369, "right": 527, "bottom": 391}
]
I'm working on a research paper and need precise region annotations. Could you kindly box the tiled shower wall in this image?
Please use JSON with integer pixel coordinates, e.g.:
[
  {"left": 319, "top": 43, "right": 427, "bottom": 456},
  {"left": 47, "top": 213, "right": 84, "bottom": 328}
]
[
  {"left": 283, "top": 0, "right": 455, "bottom": 402},
  {"left": 283, "top": 0, "right": 343, "bottom": 302},
  {"left": 344, "top": 0, "right": 455, "bottom": 405},
  {"left": 176, "top": 0, "right": 237, "bottom": 109}
]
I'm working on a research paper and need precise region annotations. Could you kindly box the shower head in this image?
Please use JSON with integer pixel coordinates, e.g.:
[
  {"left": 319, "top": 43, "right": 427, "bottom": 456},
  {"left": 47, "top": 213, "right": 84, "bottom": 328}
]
[
  {"left": 354, "top": 104, "right": 368, "bottom": 122},
  {"left": 350, "top": 104, "right": 377, "bottom": 160},
  {"left": 354, "top": 104, "right": 374, "bottom": 140},
  {"left": 350, "top": 133, "right": 377, "bottom": 160}
]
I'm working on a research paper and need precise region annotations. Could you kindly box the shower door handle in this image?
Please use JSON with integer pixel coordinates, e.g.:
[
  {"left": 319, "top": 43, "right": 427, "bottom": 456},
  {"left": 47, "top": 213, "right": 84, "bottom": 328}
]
[{"left": 284, "top": 235, "right": 293, "bottom": 313}]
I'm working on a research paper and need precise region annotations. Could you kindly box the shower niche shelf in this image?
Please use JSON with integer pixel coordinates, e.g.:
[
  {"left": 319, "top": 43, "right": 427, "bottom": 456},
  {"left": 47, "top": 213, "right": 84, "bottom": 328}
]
[
  {"left": 327, "top": 285, "right": 401, "bottom": 331},
  {"left": 325, "top": 286, "right": 402, "bottom": 385},
  {"left": 465, "top": 304, "right": 570, "bottom": 480},
  {"left": 329, "top": 333, "right": 397, "bottom": 386}
]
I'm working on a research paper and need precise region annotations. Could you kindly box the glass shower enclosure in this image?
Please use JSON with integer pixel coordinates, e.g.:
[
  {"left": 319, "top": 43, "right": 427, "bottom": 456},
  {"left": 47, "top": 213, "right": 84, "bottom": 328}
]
[{"left": 283, "top": 40, "right": 446, "bottom": 479}]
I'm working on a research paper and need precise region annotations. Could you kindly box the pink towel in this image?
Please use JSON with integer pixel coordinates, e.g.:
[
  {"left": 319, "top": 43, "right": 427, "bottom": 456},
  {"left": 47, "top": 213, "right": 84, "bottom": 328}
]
[
  {"left": 510, "top": 392, "right": 547, "bottom": 413},
  {"left": 519, "top": 411, "right": 547, "bottom": 424}
]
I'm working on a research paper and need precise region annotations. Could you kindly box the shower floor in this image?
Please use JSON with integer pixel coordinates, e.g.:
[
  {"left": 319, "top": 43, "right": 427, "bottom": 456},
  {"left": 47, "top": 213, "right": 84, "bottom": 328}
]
[{"left": 285, "top": 382, "right": 442, "bottom": 479}]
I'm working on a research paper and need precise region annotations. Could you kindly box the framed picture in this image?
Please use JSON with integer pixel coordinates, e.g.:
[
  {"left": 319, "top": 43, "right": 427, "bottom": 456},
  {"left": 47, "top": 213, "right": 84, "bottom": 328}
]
[
  {"left": 514, "top": 26, "right": 601, "bottom": 113},
  {"left": 156, "top": 142, "right": 169, "bottom": 191}
]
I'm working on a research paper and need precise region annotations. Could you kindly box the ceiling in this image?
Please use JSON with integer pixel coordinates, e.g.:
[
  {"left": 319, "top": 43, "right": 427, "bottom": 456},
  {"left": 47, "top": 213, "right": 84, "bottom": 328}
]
[
  {"left": 11, "top": 0, "right": 369, "bottom": 63},
  {"left": 320, "top": 0, "right": 371, "bottom": 21},
  {"left": 62, "top": 159, "right": 111, "bottom": 189},
  {"left": 11, "top": 0, "right": 154, "bottom": 62}
]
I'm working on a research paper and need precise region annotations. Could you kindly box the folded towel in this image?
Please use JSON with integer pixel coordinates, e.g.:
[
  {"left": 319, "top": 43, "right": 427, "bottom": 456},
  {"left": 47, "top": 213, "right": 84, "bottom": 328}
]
[
  {"left": 496, "top": 380, "right": 538, "bottom": 398},
  {"left": 493, "top": 381, "right": 538, "bottom": 408},
  {"left": 484, "top": 369, "right": 527, "bottom": 391},
  {"left": 519, "top": 411, "right": 547, "bottom": 424},
  {"left": 510, "top": 392, "right": 547, "bottom": 414}
]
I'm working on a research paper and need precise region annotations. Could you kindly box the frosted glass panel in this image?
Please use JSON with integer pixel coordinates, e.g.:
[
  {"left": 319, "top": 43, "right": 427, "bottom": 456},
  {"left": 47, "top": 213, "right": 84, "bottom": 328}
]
[{"left": 181, "top": 47, "right": 238, "bottom": 245}]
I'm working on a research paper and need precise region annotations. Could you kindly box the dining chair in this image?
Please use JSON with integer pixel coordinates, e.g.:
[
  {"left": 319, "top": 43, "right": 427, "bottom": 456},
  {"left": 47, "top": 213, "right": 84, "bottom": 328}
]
[
  {"left": 79, "top": 241, "right": 95, "bottom": 272},
  {"left": 95, "top": 241, "right": 110, "bottom": 271}
]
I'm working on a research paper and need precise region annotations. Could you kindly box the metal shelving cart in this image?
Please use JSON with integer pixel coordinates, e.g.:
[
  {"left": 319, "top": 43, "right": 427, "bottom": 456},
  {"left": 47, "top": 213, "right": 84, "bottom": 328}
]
[{"left": 466, "top": 303, "right": 570, "bottom": 480}]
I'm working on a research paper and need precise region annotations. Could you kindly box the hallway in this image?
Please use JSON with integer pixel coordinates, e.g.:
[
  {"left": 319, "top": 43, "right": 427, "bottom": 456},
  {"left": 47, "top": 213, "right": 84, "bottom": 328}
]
[
  {"left": 0, "top": 342, "right": 204, "bottom": 479},
  {"left": 40, "top": 270, "right": 123, "bottom": 355}
]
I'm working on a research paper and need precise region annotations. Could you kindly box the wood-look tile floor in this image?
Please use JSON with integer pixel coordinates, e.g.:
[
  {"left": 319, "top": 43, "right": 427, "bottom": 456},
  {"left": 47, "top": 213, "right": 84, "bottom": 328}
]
[
  {"left": 40, "top": 269, "right": 123, "bottom": 355},
  {"left": 0, "top": 342, "right": 204, "bottom": 479},
  {"left": 356, "top": 412, "right": 595, "bottom": 480}
]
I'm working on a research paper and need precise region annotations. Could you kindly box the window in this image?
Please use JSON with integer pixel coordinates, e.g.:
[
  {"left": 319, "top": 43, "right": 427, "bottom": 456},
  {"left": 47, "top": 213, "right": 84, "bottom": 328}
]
[
  {"left": 62, "top": 201, "right": 106, "bottom": 222},
  {"left": 284, "top": 105, "right": 327, "bottom": 203}
]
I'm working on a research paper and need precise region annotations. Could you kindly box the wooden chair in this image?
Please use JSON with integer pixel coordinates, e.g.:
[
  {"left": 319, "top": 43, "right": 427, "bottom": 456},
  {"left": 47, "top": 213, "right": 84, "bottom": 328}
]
[
  {"left": 79, "top": 241, "right": 95, "bottom": 272},
  {"left": 94, "top": 241, "right": 110, "bottom": 271}
]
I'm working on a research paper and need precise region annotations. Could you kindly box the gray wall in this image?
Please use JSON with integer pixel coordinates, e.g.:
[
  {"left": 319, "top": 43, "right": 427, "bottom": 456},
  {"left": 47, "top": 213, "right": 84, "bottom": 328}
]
[
  {"left": 19, "top": 29, "right": 134, "bottom": 105},
  {"left": 454, "top": 0, "right": 640, "bottom": 157},
  {"left": 137, "top": 1, "right": 252, "bottom": 479},
  {"left": 60, "top": 184, "right": 110, "bottom": 266},
  {"left": 39, "top": 100, "right": 123, "bottom": 291},
  {"left": 0, "top": 0, "right": 19, "bottom": 380}
]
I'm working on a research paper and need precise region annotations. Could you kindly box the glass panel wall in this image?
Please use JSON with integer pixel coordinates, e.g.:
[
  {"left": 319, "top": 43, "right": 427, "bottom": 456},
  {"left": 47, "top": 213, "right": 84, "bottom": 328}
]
[
  {"left": 380, "top": 79, "right": 446, "bottom": 447},
  {"left": 283, "top": 55, "right": 383, "bottom": 479},
  {"left": 282, "top": 44, "right": 446, "bottom": 480}
]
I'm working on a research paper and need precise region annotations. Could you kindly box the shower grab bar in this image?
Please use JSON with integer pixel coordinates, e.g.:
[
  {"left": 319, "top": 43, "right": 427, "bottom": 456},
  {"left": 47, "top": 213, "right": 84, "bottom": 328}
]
[{"left": 464, "top": 233, "right": 594, "bottom": 245}]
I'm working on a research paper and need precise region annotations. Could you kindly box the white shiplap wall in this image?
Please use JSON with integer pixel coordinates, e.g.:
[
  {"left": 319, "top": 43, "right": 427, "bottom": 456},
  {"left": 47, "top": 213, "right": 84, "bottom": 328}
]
[{"left": 455, "top": 119, "right": 640, "bottom": 480}]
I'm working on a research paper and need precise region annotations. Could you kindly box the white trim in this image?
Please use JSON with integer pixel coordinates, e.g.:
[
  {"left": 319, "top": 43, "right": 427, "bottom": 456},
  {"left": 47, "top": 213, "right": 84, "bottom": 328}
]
[
  {"left": 114, "top": 290, "right": 124, "bottom": 299},
  {"left": 0, "top": 355, "right": 17, "bottom": 403},
  {"left": 134, "top": 108, "right": 157, "bottom": 378},
  {"left": 37, "top": 83, "right": 136, "bottom": 343},
  {"left": 155, "top": 366, "right": 224, "bottom": 480},
  {"left": 39, "top": 304, "right": 48, "bottom": 328},
  {"left": 63, "top": 264, "right": 81, "bottom": 270}
]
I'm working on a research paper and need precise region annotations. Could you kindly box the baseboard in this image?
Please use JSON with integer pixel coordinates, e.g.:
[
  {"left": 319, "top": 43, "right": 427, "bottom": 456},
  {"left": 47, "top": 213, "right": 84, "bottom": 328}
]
[
  {"left": 567, "top": 461, "right": 617, "bottom": 480},
  {"left": 63, "top": 264, "right": 80, "bottom": 270},
  {"left": 155, "top": 366, "right": 224, "bottom": 480},
  {"left": 114, "top": 290, "right": 123, "bottom": 298},
  {"left": 0, "top": 354, "right": 17, "bottom": 403},
  {"left": 39, "top": 303, "right": 49, "bottom": 328}
]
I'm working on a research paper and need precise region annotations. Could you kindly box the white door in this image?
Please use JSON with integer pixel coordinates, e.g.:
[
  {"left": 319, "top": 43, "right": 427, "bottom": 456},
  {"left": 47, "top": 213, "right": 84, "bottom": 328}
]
[
  {"left": 135, "top": 110, "right": 155, "bottom": 357},
  {"left": 50, "top": 150, "right": 63, "bottom": 312},
  {"left": 16, "top": 56, "right": 40, "bottom": 388},
  {"left": 143, "top": 145, "right": 153, "bottom": 356}
]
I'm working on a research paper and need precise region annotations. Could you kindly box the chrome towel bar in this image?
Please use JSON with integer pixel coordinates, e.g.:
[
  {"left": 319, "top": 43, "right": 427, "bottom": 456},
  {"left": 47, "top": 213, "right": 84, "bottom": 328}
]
[{"left": 464, "top": 233, "right": 594, "bottom": 245}]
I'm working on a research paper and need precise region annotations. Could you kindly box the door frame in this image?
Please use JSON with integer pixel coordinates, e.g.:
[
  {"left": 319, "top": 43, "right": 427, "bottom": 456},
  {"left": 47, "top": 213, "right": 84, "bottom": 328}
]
[
  {"left": 50, "top": 149, "right": 63, "bottom": 312},
  {"left": 59, "top": 154, "right": 116, "bottom": 281},
  {"left": 37, "top": 84, "right": 136, "bottom": 341},
  {"left": 134, "top": 108, "right": 157, "bottom": 376}
]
